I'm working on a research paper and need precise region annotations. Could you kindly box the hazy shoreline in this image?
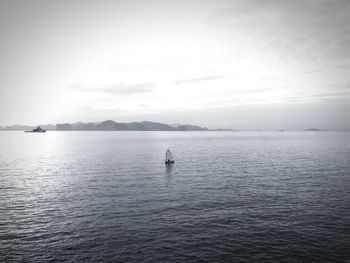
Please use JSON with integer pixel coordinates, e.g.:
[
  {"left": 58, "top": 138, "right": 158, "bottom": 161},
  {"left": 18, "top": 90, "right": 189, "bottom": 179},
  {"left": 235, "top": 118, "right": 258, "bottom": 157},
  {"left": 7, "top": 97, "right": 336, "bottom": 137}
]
[
  {"left": 0, "top": 120, "right": 339, "bottom": 132},
  {"left": 1, "top": 129, "right": 346, "bottom": 132}
]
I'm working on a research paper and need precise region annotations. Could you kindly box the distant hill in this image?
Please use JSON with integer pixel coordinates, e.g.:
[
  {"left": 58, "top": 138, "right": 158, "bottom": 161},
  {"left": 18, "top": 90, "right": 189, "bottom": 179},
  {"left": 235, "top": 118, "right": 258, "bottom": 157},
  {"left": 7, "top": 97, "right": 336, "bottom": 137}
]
[
  {"left": 0, "top": 124, "right": 56, "bottom": 131},
  {"left": 0, "top": 121, "right": 207, "bottom": 131},
  {"left": 0, "top": 125, "right": 34, "bottom": 131},
  {"left": 40, "top": 124, "right": 56, "bottom": 130},
  {"left": 305, "top": 128, "right": 326, "bottom": 131},
  {"left": 56, "top": 120, "right": 208, "bottom": 131}
]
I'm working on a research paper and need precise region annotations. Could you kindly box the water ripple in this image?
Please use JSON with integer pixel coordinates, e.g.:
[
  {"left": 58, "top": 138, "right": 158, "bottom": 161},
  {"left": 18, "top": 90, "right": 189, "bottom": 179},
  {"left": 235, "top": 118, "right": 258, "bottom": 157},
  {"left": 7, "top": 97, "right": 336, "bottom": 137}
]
[{"left": 1, "top": 131, "right": 350, "bottom": 262}]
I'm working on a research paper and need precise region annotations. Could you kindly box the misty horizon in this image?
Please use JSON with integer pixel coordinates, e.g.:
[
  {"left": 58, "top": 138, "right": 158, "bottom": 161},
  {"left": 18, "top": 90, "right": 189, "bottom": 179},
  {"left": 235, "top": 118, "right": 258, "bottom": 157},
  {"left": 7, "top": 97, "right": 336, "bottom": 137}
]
[{"left": 0, "top": 118, "right": 345, "bottom": 131}]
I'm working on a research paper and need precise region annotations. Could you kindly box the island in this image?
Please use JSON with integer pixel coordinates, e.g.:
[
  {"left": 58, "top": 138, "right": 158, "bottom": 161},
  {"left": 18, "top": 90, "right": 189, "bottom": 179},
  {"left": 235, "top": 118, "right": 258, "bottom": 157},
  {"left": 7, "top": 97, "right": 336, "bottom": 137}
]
[
  {"left": 0, "top": 120, "right": 208, "bottom": 131},
  {"left": 305, "top": 128, "right": 326, "bottom": 131}
]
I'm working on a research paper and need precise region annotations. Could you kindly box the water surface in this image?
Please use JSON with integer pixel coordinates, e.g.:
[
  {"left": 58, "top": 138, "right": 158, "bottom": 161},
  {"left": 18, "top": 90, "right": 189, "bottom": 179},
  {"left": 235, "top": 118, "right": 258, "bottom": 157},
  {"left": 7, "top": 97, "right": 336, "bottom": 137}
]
[{"left": 1, "top": 131, "right": 350, "bottom": 262}]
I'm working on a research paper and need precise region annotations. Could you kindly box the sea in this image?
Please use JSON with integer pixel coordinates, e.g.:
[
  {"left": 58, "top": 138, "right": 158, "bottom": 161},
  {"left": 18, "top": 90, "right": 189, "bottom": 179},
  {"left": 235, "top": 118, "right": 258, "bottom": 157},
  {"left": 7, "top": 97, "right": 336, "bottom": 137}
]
[{"left": 0, "top": 131, "right": 349, "bottom": 262}]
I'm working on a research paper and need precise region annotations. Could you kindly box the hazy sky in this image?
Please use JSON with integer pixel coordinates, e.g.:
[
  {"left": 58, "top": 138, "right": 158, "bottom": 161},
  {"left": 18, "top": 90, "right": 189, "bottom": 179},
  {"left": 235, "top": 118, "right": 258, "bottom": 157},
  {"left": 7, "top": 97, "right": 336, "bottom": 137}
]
[{"left": 1, "top": 0, "right": 350, "bottom": 129}]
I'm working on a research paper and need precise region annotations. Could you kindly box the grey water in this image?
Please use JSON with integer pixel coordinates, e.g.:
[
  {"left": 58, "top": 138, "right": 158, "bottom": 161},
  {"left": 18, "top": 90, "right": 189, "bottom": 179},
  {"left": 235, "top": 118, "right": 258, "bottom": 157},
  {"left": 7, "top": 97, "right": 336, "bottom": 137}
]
[{"left": 1, "top": 131, "right": 350, "bottom": 262}]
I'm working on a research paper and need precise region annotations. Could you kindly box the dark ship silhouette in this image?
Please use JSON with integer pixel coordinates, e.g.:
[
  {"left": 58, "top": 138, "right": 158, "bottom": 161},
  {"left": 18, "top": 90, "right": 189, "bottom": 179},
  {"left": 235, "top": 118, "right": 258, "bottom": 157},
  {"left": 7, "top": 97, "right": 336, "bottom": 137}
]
[{"left": 25, "top": 126, "right": 46, "bottom": 133}]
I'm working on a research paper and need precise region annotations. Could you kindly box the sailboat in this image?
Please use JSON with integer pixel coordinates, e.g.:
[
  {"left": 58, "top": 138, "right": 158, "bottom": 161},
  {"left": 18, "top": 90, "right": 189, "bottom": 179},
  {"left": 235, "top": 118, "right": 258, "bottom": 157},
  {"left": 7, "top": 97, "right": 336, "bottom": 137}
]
[{"left": 165, "top": 149, "right": 175, "bottom": 165}]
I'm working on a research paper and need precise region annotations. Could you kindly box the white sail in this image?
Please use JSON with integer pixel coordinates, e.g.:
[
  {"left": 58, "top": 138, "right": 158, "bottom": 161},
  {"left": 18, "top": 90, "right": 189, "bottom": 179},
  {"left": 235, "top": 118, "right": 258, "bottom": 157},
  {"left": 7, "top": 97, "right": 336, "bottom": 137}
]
[{"left": 165, "top": 149, "right": 174, "bottom": 162}]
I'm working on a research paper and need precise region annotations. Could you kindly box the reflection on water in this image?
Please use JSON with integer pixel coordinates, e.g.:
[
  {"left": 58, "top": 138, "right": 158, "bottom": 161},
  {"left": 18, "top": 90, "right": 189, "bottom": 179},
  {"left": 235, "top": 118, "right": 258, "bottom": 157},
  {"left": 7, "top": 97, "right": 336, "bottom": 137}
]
[
  {"left": 165, "top": 163, "right": 174, "bottom": 176},
  {"left": 1, "top": 131, "right": 350, "bottom": 262}
]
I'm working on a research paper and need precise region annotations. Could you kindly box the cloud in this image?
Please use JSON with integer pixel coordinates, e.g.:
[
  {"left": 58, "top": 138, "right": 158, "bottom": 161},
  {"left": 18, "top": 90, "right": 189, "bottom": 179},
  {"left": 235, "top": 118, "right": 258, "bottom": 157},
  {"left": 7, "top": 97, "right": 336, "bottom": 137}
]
[
  {"left": 208, "top": 0, "right": 350, "bottom": 63},
  {"left": 312, "top": 91, "right": 350, "bottom": 98},
  {"left": 173, "top": 75, "right": 224, "bottom": 85},
  {"left": 226, "top": 85, "right": 291, "bottom": 94},
  {"left": 109, "top": 64, "right": 152, "bottom": 72},
  {"left": 71, "top": 82, "right": 155, "bottom": 95}
]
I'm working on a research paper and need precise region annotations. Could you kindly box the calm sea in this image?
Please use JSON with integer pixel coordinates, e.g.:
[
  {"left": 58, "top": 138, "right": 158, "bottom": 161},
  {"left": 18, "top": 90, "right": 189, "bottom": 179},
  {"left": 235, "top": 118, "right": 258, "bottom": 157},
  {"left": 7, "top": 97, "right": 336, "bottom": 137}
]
[{"left": 1, "top": 131, "right": 350, "bottom": 262}]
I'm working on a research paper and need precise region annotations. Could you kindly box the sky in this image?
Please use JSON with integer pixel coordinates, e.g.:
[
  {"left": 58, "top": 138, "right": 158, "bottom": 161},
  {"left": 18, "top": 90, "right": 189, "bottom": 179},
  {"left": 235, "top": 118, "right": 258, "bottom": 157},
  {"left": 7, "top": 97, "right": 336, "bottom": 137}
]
[{"left": 1, "top": 0, "right": 350, "bottom": 130}]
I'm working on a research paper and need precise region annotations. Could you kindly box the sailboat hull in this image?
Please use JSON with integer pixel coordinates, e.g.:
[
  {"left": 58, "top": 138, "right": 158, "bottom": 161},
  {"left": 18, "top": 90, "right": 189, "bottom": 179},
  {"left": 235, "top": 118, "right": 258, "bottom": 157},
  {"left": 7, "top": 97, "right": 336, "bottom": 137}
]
[{"left": 165, "top": 161, "right": 175, "bottom": 165}]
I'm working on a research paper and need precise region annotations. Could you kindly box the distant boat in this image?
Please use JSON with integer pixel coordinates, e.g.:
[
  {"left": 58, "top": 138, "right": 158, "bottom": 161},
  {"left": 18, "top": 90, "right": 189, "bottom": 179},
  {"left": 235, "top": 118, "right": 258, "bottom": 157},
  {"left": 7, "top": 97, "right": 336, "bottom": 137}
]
[
  {"left": 165, "top": 149, "right": 175, "bottom": 165},
  {"left": 25, "top": 126, "right": 46, "bottom": 133}
]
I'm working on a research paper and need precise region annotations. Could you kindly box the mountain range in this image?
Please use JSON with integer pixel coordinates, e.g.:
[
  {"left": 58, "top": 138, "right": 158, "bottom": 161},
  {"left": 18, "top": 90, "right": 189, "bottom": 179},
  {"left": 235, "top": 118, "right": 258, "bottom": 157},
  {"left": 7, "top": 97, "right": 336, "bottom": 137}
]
[{"left": 0, "top": 121, "right": 208, "bottom": 131}]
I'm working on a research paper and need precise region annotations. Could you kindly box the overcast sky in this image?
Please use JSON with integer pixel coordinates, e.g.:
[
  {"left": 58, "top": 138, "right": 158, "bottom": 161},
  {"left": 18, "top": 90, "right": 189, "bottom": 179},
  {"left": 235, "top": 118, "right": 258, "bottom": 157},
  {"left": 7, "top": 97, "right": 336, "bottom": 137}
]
[{"left": 1, "top": 0, "right": 350, "bottom": 129}]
